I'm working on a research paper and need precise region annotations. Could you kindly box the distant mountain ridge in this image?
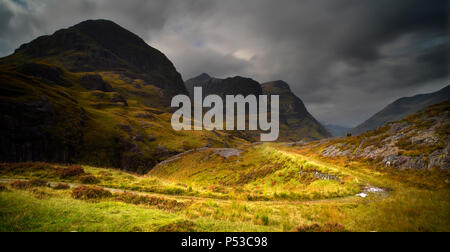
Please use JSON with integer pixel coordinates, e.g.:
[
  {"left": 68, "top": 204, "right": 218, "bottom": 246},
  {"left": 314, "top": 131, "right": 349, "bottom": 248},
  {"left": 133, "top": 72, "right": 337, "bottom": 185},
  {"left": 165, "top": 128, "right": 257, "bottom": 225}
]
[
  {"left": 322, "top": 123, "right": 351, "bottom": 137},
  {"left": 185, "top": 73, "right": 262, "bottom": 98},
  {"left": 352, "top": 85, "right": 450, "bottom": 135},
  {"left": 185, "top": 74, "right": 331, "bottom": 141}
]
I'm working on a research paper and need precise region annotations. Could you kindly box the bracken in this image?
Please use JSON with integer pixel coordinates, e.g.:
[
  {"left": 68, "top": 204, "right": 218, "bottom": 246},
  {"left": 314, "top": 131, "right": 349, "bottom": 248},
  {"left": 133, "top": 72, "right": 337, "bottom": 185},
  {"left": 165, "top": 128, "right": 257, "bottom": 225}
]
[
  {"left": 295, "top": 223, "right": 348, "bottom": 232},
  {"left": 79, "top": 175, "right": 100, "bottom": 184},
  {"left": 59, "top": 165, "right": 85, "bottom": 179},
  {"left": 115, "top": 192, "right": 188, "bottom": 211},
  {"left": 0, "top": 184, "right": 8, "bottom": 191},
  {"left": 72, "top": 186, "right": 112, "bottom": 200},
  {"left": 53, "top": 183, "right": 71, "bottom": 190},
  {"left": 10, "top": 179, "right": 48, "bottom": 189},
  {"left": 156, "top": 220, "right": 196, "bottom": 232}
]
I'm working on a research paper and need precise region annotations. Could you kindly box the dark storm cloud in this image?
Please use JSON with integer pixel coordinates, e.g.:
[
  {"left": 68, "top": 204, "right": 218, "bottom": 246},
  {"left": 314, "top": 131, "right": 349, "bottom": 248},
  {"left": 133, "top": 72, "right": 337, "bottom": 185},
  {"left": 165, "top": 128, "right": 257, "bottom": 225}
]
[
  {"left": 0, "top": 0, "right": 448, "bottom": 126},
  {"left": 0, "top": 3, "right": 13, "bottom": 36},
  {"left": 333, "top": 0, "right": 448, "bottom": 62}
]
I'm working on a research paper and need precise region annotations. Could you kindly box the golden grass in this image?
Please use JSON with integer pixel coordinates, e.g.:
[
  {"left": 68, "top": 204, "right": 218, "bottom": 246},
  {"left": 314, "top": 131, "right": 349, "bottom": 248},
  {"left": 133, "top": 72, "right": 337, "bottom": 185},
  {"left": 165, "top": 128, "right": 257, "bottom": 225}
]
[{"left": 1, "top": 143, "right": 449, "bottom": 232}]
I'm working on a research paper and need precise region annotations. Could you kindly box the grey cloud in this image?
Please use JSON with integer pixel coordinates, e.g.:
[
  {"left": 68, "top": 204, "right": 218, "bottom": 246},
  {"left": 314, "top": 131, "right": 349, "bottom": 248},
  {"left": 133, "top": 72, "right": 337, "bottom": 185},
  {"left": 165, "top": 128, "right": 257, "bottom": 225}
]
[{"left": 0, "top": 2, "right": 13, "bottom": 37}]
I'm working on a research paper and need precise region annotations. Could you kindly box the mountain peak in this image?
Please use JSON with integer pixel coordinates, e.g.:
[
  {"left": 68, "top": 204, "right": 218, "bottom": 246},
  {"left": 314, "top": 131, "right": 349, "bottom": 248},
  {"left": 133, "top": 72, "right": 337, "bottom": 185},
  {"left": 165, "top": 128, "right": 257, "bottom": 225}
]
[
  {"left": 11, "top": 19, "right": 187, "bottom": 98},
  {"left": 17, "top": 19, "right": 142, "bottom": 54},
  {"left": 184, "top": 74, "right": 331, "bottom": 140},
  {"left": 73, "top": 19, "right": 122, "bottom": 28},
  {"left": 261, "top": 80, "right": 292, "bottom": 94},
  {"left": 191, "top": 73, "right": 212, "bottom": 82},
  {"left": 68, "top": 19, "right": 148, "bottom": 49},
  {"left": 262, "top": 80, "right": 291, "bottom": 92},
  {"left": 226, "top": 76, "right": 256, "bottom": 82},
  {"left": 70, "top": 19, "right": 123, "bottom": 32}
]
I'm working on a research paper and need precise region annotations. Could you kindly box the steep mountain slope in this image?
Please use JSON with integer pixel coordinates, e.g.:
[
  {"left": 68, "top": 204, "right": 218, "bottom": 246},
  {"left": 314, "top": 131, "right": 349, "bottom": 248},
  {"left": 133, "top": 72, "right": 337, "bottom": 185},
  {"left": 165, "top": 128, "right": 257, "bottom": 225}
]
[
  {"left": 0, "top": 20, "right": 245, "bottom": 173},
  {"left": 7, "top": 19, "right": 187, "bottom": 101},
  {"left": 302, "top": 101, "right": 450, "bottom": 170},
  {"left": 261, "top": 81, "right": 331, "bottom": 141},
  {"left": 185, "top": 73, "right": 262, "bottom": 98},
  {"left": 352, "top": 85, "right": 450, "bottom": 135},
  {"left": 185, "top": 74, "right": 331, "bottom": 141}
]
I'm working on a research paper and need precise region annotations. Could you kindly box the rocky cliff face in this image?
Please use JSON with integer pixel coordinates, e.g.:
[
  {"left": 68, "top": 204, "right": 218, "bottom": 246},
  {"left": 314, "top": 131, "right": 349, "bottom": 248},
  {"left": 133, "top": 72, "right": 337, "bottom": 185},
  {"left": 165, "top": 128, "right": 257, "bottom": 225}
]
[
  {"left": 0, "top": 74, "right": 86, "bottom": 163},
  {"left": 319, "top": 101, "right": 450, "bottom": 170},
  {"left": 352, "top": 85, "right": 450, "bottom": 135},
  {"left": 261, "top": 81, "right": 331, "bottom": 141},
  {"left": 8, "top": 19, "right": 187, "bottom": 102},
  {"left": 185, "top": 74, "right": 262, "bottom": 98},
  {"left": 185, "top": 74, "right": 331, "bottom": 141}
]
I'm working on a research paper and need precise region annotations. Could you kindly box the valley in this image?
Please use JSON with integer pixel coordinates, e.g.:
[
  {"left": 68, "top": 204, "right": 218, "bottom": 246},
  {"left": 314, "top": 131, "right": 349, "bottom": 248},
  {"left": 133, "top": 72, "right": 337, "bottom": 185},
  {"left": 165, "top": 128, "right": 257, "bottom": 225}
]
[{"left": 0, "top": 19, "right": 448, "bottom": 233}]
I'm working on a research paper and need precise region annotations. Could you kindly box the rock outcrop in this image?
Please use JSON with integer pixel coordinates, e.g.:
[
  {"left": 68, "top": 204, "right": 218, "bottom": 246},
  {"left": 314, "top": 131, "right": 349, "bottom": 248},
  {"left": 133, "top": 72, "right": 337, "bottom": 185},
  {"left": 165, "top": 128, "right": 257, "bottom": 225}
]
[
  {"left": 0, "top": 93, "right": 86, "bottom": 163},
  {"left": 80, "top": 74, "right": 114, "bottom": 92},
  {"left": 185, "top": 74, "right": 262, "bottom": 98},
  {"left": 352, "top": 85, "right": 450, "bottom": 135},
  {"left": 18, "top": 63, "right": 68, "bottom": 87},
  {"left": 262, "top": 81, "right": 331, "bottom": 141},
  {"left": 319, "top": 101, "right": 450, "bottom": 170}
]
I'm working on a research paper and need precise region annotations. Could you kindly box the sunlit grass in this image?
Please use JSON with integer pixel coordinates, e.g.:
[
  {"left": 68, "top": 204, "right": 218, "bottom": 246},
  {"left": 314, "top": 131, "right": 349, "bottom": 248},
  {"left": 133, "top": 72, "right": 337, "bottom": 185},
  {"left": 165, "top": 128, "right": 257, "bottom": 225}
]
[{"left": 0, "top": 143, "right": 449, "bottom": 232}]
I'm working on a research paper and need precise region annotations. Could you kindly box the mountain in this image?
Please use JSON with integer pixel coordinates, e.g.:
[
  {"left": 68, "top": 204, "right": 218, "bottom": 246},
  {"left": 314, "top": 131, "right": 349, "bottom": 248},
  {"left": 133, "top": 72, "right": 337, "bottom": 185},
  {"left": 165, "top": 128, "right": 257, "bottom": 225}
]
[
  {"left": 0, "top": 20, "right": 245, "bottom": 173},
  {"left": 310, "top": 101, "right": 450, "bottom": 170},
  {"left": 185, "top": 74, "right": 331, "bottom": 141},
  {"left": 261, "top": 81, "right": 331, "bottom": 141},
  {"left": 185, "top": 74, "right": 262, "bottom": 98},
  {"left": 322, "top": 123, "right": 351, "bottom": 137},
  {"left": 352, "top": 85, "right": 450, "bottom": 135},
  {"left": 7, "top": 19, "right": 187, "bottom": 102}
]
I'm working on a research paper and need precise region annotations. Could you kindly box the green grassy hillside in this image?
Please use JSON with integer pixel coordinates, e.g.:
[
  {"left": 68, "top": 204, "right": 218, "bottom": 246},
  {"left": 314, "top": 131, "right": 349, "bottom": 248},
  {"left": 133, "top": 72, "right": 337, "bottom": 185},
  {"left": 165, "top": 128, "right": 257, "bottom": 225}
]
[
  {"left": 149, "top": 145, "right": 360, "bottom": 200},
  {"left": 0, "top": 66, "right": 247, "bottom": 173}
]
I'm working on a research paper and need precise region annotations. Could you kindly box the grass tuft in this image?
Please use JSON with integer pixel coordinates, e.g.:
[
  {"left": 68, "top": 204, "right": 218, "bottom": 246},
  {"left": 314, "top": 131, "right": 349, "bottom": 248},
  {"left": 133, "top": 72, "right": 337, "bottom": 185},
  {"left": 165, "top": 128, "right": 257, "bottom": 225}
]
[
  {"left": 295, "top": 223, "right": 348, "bottom": 232},
  {"left": 72, "top": 186, "right": 112, "bottom": 200},
  {"left": 156, "top": 220, "right": 197, "bottom": 232},
  {"left": 0, "top": 184, "right": 8, "bottom": 192},
  {"left": 53, "top": 183, "right": 71, "bottom": 190},
  {"left": 115, "top": 192, "right": 188, "bottom": 211},
  {"left": 59, "top": 165, "right": 85, "bottom": 179},
  {"left": 10, "top": 179, "right": 48, "bottom": 190},
  {"left": 79, "top": 175, "right": 100, "bottom": 184}
]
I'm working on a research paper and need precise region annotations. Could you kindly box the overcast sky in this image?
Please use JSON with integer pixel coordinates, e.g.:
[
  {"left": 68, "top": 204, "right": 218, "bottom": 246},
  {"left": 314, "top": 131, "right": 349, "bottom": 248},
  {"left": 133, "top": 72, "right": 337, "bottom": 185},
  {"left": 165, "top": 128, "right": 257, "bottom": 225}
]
[{"left": 0, "top": 0, "right": 448, "bottom": 127}]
